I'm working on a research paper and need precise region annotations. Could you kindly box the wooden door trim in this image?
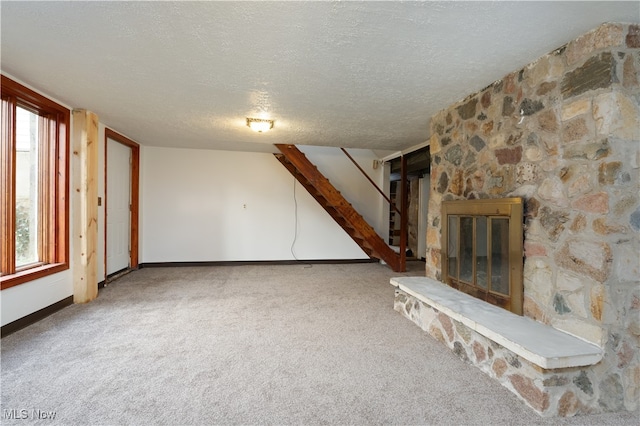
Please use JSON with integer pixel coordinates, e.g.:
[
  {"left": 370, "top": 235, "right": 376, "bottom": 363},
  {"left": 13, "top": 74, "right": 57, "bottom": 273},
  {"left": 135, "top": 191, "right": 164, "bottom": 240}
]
[{"left": 104, "top": 128, "right": 139, "bottom": 281}]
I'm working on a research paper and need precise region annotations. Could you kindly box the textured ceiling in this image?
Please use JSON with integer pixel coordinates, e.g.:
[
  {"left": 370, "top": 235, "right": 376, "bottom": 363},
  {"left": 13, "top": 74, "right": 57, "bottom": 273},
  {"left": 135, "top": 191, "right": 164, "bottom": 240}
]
[{"left": 1, "top": 1, "right": 638, "bottom": 154}]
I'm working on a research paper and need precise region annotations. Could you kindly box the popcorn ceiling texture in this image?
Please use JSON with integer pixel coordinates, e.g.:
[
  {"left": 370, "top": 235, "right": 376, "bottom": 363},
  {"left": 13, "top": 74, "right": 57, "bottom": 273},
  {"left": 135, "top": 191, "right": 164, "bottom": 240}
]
[
  {"left": 2, "top": 2, "right": 637, "bottom": 153},
  {"left": 419, "top": 23, "right": 639, "bottom": 416}
]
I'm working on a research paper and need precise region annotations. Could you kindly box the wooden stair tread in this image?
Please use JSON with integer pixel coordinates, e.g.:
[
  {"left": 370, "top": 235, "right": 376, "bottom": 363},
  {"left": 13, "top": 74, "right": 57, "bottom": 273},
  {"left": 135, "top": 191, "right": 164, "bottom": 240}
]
[{"left": 273, "top": 144, "right": 404, "bottom": 272}]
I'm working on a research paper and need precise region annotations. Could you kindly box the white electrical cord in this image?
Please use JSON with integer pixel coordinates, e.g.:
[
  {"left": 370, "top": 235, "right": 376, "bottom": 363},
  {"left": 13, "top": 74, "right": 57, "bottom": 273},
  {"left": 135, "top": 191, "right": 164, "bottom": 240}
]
[{"left": 291, "top": 176, "right": 312, "bottom": 268}]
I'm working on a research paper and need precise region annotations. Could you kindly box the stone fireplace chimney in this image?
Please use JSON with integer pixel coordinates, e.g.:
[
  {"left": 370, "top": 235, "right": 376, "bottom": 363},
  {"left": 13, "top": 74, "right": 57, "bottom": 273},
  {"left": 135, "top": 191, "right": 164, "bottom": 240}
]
[{"left": 423, "top": 23, "right": 639, "bottom": 414}]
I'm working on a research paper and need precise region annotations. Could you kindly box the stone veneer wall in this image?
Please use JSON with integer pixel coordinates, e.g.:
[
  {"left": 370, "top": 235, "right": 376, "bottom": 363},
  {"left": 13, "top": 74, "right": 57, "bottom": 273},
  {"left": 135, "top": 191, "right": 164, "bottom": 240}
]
[{"left": 423, "top": 23, "right": 639, "bottom": 414}]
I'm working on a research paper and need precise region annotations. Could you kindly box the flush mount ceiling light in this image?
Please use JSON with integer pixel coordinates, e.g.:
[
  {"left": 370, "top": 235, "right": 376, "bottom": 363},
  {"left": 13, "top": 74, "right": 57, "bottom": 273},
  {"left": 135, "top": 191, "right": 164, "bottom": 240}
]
[{"left": 246, "top": 117, "right": 274, "bottom": 133}]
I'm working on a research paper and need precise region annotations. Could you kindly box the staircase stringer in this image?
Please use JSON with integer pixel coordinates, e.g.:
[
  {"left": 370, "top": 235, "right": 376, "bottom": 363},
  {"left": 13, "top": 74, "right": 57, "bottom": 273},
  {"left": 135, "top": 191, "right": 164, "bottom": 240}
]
[
  {"left": 274, "top": 144, "right": 403, "bottom": 272},
  {"left": 275, "top": 154, "right": 374, "bottom": 257}
]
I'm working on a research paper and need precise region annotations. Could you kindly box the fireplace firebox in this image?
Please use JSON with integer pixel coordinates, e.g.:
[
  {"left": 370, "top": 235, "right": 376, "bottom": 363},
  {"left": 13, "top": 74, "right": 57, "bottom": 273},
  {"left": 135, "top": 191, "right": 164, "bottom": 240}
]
[{"left": 441, "top": 198, "right": 523, "bottom": 315}]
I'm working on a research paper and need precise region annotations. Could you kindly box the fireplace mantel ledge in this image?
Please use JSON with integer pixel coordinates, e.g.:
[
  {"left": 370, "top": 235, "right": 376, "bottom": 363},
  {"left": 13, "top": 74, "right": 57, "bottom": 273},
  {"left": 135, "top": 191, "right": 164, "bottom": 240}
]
[{"left": 390, "top": 277, "right": 603, "bottom": 370}]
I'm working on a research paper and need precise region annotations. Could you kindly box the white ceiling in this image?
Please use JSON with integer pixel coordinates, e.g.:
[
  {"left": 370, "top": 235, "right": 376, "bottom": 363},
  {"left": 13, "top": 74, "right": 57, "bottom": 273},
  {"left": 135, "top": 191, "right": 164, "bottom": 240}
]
[{"left": 1, "top": 1, "right": 638, "bottom": 154}]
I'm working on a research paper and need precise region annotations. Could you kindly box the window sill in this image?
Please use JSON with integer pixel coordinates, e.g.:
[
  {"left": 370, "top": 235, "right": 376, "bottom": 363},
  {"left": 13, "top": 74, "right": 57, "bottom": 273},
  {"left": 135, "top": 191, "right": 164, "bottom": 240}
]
[{"left": 0, "top": 263, "right": 69, "bottom": 290}]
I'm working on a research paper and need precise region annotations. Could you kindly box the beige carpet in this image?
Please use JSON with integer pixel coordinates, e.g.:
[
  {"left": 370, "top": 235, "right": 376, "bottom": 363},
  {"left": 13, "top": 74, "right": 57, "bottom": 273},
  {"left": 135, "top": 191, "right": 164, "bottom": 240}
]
[{"left": 1, "top": 262, "right": 637, "bottom": 425}]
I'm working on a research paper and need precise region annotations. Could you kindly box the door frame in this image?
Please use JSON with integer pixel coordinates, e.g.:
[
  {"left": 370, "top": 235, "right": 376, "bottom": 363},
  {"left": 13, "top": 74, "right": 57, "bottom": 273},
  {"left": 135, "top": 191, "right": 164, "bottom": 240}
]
[{"left": 104, "top": 128, "right": 139, "bottom": 279}]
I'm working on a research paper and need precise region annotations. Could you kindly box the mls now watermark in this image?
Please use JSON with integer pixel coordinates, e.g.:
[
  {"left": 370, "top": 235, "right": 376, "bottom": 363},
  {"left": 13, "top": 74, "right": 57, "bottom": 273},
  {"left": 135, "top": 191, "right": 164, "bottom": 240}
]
[{"left": 3, "top": 409, "right": 57, "bottom": 420}]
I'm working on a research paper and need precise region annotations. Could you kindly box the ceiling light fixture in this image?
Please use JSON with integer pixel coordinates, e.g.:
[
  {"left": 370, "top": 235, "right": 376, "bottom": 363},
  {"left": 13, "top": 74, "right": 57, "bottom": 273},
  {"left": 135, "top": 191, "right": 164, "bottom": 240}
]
[{"left": 246, "top": 117, "right": 274, "bottom": 133}]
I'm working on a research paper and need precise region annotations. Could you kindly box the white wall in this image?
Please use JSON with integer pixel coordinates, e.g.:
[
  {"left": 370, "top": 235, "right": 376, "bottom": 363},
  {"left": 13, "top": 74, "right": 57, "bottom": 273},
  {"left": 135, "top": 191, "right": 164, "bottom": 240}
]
[
  {"left": 0, "top": 271, "right": 73, "bottom": 326},
  {"left": 141, "top": 146, "right": 385, "bottom": 262}
]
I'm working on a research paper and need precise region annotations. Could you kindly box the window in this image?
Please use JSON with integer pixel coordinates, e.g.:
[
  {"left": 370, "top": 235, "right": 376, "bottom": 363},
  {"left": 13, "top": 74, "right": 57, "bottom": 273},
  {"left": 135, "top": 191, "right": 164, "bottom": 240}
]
[
  {"left": 1, "top": 75, "right": 70, "bottom": 289},
  {"left": 441, "top": 198, "right": 523, "bottom": 315}
]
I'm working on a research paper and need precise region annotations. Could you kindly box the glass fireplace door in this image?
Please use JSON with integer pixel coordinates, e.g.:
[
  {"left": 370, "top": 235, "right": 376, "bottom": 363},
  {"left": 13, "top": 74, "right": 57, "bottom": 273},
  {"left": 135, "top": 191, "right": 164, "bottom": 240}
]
[{"left": 441, "top": 198, "right": 523, "bottom": 315}]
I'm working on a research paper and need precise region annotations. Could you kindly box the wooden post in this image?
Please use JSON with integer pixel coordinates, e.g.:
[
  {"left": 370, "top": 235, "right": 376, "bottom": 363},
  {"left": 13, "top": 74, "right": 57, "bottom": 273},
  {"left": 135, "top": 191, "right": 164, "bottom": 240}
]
[
  {"left": 399, "top": 155, "right": 408, "bottom": 272},
  {"left": 72, "top": 110, "right": 99, "bottom": 303}
]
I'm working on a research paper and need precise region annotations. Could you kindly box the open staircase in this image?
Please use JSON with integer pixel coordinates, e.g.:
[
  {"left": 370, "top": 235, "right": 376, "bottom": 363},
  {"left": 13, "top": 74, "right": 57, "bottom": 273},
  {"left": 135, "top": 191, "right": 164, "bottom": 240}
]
[{"left": 274, "top": 144, "right": 405, "bottom": 272}]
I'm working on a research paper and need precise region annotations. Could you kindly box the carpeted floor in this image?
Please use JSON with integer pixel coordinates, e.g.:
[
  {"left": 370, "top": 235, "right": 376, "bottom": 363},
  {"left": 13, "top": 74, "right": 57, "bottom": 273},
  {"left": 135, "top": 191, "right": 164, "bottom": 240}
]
[{"left": 1, "top": 262, "right": 638, "bottom": 425}]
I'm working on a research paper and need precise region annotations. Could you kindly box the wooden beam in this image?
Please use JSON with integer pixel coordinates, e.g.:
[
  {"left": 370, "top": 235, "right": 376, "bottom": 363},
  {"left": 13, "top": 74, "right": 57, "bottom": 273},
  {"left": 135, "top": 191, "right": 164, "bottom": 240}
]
[
  {"left": 399, "top": 155, "right": 407, "bottom": 272},
  {"left": 72, "top": 110, "right": 99, "bottom": 303}
]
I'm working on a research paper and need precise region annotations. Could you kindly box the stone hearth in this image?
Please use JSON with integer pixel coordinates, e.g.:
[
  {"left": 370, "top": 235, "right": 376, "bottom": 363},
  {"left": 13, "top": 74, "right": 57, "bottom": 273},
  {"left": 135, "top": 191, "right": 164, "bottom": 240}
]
[{"left": 392, "top": 277, "right": 602, "bottom": 416}]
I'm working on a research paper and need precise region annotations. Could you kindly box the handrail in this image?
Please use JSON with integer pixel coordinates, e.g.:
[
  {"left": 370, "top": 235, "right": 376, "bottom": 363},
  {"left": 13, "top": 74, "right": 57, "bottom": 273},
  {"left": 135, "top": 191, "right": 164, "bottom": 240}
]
[
  {"left": 341, "top": 147, "right": 406, "bottom": 271},
  {"left": 340, "top": 148, "right": 401, "bottom": 215}
]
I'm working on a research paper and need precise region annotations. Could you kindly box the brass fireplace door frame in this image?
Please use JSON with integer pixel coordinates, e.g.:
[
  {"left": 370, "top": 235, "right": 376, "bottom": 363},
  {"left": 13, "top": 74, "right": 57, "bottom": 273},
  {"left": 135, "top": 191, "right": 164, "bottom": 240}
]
[{"left": 441, "top": 197, "right": 523, "bottom": 315}]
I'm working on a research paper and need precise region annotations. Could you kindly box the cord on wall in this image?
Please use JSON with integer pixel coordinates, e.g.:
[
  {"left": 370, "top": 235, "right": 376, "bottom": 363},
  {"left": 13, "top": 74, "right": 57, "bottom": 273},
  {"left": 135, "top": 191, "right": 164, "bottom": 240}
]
[
  {"left": 291, "top": 176, "right": 312, "bottom": 268},
  {"left": 290, "top": 176, "right": 300, "bottom": 261}
]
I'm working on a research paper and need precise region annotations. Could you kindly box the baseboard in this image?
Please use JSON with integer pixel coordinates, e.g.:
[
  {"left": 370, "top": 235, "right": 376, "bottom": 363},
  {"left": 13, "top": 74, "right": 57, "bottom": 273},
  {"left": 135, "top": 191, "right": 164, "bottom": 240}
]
[
  {"left": 1, "top": 296, "right": 74, "bottom": 338},
  {"left": 139, "top": 259, "right": 378, "bottom": 268}
]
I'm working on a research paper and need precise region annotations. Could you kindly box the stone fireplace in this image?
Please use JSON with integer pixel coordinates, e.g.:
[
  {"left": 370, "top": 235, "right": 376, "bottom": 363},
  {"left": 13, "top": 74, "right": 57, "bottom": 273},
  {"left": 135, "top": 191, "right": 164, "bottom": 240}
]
[{"left": 393, "top": 23, "right": 639, "bottom": 416}]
